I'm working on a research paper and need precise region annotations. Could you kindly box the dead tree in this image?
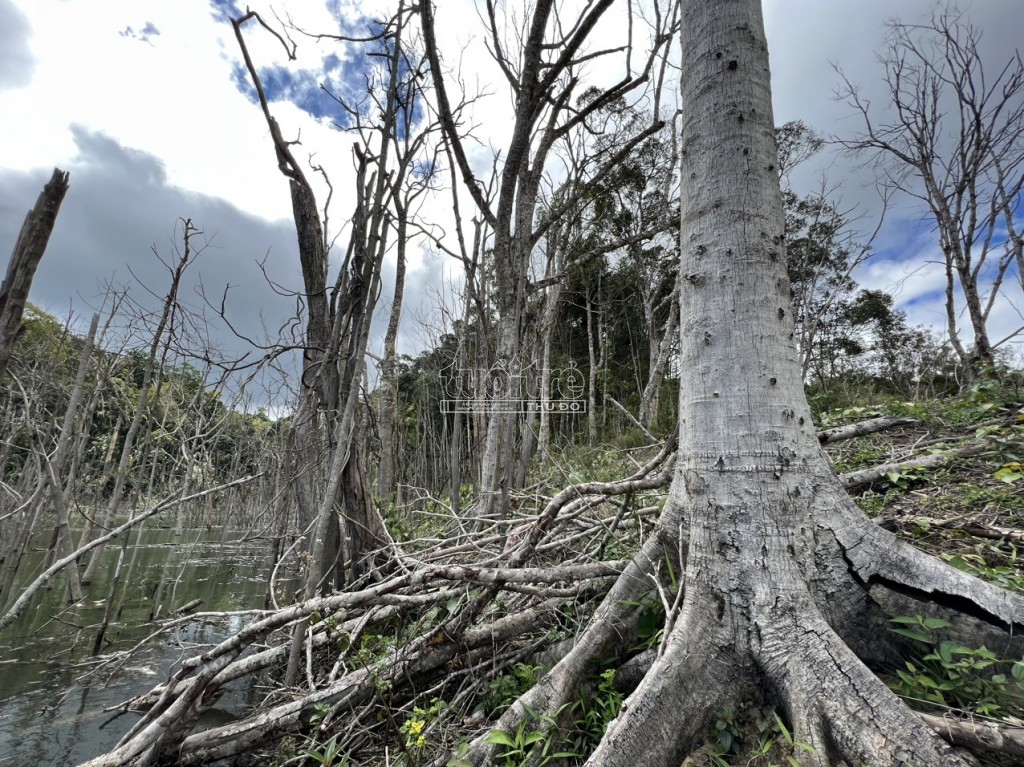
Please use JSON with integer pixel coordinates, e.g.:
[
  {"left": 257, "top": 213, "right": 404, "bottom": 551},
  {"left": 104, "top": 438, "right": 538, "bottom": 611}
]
[
  {"left": 36, "top": 311, "right": 99, "bottom": 603},
  {"left": 81, "top": 219, "right": 199, "bottom": 585},
  {"left": 422, "top": 0, "right": 677, "bottom": 519},
  {"left": 838, "top": 9, "right": 1024, "bottom": 376},
  {"left": 0, "top": 168, "right": 70, "bottom": 383},
  {"left": 232, "top": 11, "right": 385, "bottom": 596},
  {"left": 374, "top": 1, "right": 445, "bottom": 502},
  {"left": 458, "top": 3, "right": 1024, "bottom": 765}
]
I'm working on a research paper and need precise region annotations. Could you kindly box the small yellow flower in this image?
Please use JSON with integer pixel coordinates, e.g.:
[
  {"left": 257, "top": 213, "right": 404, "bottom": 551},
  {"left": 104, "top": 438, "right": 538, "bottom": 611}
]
[
  {"left": 416, "top": 735, "right": 427, "bottom": 749},
  {"left": 408, "top": 719, "right": 425, "bottom": 736}
]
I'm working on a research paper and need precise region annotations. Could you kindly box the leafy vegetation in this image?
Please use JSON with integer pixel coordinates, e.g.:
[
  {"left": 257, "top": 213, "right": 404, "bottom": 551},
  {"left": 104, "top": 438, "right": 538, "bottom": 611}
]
[
  {"left": 706, "top": 707, "right": 819, "bottom": 767},
  {"left": 888, "top": 616, "right": 1024, "bottom": 718},
  {"left": 483, "top": 669, "right": 624, "bottom": 767}
]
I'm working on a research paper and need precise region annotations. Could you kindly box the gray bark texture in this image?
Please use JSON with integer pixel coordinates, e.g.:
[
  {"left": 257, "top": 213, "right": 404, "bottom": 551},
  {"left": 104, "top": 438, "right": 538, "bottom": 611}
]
[
  {"left": 0, "top": 168, "right": 70, "bottom": 383},
  {"left": 638, "top": 281, "right": 678, "bottom": 429},
  {"left": 464, "top": 2, "right": 1024, "bottom": 765}
]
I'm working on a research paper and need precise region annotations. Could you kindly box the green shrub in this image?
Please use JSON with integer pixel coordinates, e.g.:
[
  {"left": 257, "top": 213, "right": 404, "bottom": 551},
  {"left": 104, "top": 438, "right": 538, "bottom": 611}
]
[{"left": 888, "top": 615, "right": 1024, "bottom": 717}]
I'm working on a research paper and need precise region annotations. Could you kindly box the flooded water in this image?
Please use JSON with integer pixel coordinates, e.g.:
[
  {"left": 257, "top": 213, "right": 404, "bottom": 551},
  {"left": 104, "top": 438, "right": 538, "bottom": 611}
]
[{"left": 0, "top": 527, "right": 289, "bottom": 766}]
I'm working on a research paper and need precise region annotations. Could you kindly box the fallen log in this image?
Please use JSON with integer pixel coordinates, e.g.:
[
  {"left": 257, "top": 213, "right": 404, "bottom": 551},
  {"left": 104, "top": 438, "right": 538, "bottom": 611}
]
[
  {"left": 840, "top": 442, "right": 989, "bottom": 491},
  {"left": 921, "top": 711, "right": 1024, "bottom": 760},
  {"left": 818, "top": 415, "right": 920, "bottom": 444}
]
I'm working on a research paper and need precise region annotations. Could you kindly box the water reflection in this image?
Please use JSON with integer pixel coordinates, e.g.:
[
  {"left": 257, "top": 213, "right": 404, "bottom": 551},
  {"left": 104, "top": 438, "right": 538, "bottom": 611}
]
[{"left": 0, "top": 528, "right": 289, "bottom": 766}]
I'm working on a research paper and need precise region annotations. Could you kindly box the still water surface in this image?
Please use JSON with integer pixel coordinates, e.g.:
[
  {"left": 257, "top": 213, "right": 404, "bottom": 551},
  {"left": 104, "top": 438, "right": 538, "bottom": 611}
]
[{"left": 0, "top": 527, "right": 286, "bottom": 766}]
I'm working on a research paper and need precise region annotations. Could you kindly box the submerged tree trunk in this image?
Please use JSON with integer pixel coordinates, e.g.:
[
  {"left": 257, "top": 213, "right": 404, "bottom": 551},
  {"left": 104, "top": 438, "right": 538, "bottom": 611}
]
[
  {"left": 38, "top": 312, "right": 97, "bottom": 600},
  {"left": 82, "top": 221, "right": 195, "bottom": 585}
]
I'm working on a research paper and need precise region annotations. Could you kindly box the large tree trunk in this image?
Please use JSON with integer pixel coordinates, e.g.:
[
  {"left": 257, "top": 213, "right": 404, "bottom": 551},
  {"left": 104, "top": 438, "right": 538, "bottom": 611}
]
[{"left": 468, "top": 2, "right": 1024, "bottom": 765}]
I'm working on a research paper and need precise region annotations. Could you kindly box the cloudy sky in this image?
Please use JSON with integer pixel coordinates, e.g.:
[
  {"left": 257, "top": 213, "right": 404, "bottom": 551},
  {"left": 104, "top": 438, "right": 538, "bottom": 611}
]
[{"left": 2, "top": 0, "right": 1023, "bottom": 396}]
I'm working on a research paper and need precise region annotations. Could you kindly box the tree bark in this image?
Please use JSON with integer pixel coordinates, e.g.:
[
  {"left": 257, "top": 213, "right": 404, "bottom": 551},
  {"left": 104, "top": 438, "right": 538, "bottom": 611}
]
[
  {"left": 638, "top": 282, "right": 678, "bottom": 429},
  {"left": 0, "top": 168, "right": 70, "bottom": 383},
  {"left": 376, "top": 215, "right": 408, "bottom": 500},
  {"left": 586, "top": 289, "right": 599, "bottom": 447},
  {"left": 466, "top": 3, "right": 1024, "bottom": 765}
]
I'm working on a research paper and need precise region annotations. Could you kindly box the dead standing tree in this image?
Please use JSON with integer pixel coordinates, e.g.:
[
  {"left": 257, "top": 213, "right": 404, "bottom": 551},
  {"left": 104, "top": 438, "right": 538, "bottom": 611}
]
[
  {"left": 839, "top": 9, "right": 1024, "bottom": 377},
  {"left": 529, "top": 98, "right": 680, "bottom": 464},
  {"left": 231, "top": 11, "right": 392, "bottom": 602},
  {"left": 231, "top": 5, "right": 446, "bottom": 683},
  {"left": 80, "top": 219, "right": 200, "bottom": 586},
  {"left": 231, "top": 15, "right": 386, "bottom": 692},
  {"left": 372, "top": 1, "right": 446, "bottom": 503},
  {"left": 422, "top": 0, "right": 676, "bottom": 519},
  {"left": 0, "top": 168, "right": 70, "bottom": 384}
]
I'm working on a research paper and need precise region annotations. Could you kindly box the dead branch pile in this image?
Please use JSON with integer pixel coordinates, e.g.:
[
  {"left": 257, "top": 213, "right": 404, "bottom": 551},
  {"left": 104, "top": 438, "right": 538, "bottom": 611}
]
[
  {"left": 76, "top": 414, "right": 1024, "bottom": 766},
  {"left": 80, "top": 441, "right": 675, "bottom": 766}
]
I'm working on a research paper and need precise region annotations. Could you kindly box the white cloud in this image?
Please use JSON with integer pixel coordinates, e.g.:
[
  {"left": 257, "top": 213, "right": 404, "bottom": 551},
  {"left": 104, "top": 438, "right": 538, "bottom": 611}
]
[
  {"left": 3, "top": 0, "right": 1023, "bottom": 362},
  {"left": 0, "top": 0, "right": 356, "bottom": 223},
  {"left": 0, "top": 0, "right": 34, "bottom": 90}
]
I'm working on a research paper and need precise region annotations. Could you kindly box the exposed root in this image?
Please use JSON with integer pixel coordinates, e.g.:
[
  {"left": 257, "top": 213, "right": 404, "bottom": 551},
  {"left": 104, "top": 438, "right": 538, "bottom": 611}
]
[
  {"left": 757, "top": 602, "right": 970, "bottom": 767},
  {"left": 462, "top": 532, "right": 669, "bottom": 765},
  {"left": 833, "top": 502, "right": 1024, "bottom": 653},
  {"left": 584, "top": 596, "right": 752, "bottom": 767}
]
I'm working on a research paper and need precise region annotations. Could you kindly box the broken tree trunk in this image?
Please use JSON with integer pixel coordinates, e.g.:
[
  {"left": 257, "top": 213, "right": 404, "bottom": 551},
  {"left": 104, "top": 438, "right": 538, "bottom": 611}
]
[{"left": 0, "top": 168, "right": 70, "bottom": 383}]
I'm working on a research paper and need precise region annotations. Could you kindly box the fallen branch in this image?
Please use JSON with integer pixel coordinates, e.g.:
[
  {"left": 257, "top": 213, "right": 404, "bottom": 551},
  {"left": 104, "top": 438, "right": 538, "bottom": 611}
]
[
  {"left": 80, "top": 438, "right": 673, "bottom": 766},
  {"left": 956, "top": 522, "right": 1024, "bottom": 544},
  {"left": 604, "top": 394, "right": 658, "bottom": 443},
  {"left": 921, "top": 711, "right": 1024, "bottom": 759},
  {"left": 174, "top": 599, "right": 203, "bottom": 615},
  {"left": 877, "top": 512, "right": 1024, "bottom": 545},
  {"left": 840, "top": 442, "right": 989, "bottom": 491},
  {"left": 818, "top": 416, "right": 919, "bottom": 444},
  {"left": 82, "top": 593, "right": 575, "bottom": 766}
]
